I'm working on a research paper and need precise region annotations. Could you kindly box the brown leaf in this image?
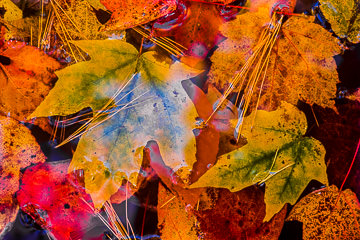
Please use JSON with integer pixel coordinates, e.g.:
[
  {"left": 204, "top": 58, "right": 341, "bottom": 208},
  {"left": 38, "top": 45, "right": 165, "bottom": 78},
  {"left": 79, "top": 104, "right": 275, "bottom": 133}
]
[
  {"left": 307, "top": 101, "right": 360, "bottom": 198},
  {"left": 287, "top": 185, "right": 360, "bottom": 239},
  {"left": 0, "top": 41, "right": 60, "bottom": 120},
  {"left": 195, "top": 187, "right": 287, "bottom": 240}
]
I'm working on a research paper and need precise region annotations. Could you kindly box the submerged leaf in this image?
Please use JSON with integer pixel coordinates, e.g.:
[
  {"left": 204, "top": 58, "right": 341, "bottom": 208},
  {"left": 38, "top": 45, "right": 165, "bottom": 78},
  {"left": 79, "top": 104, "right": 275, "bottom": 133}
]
[
  {"left": 287, "top": 185, "right": 360, "bottom": 239},
  {"left": 154, "top": 1, "right": 225, "bottom": 60},
  {"left": 30, "top": 40, "right": 202, "bottom": 208},
  {"left": 195, "top": 187, "right": 287, "bottom": 240},
  {"left": 191, "top": 102, "right": 328, "bottom": 221},
  {"left": 319, "top": 0, "right": 360, "bottom": 43},
  {"left": 308, "top": 101, "right": 360, "bottom": 198},
  {"left": 209, "top": 9, "right": 340, "bottom": 110}
]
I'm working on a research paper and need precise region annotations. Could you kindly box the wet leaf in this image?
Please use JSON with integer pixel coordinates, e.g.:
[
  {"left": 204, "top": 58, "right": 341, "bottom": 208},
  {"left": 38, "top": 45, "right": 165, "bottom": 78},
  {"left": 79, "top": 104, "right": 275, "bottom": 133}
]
[
  {"left": 17, "top": 160, "right": 95, "bottom": 240},
  {"left": 30, "top": 40, "right": 202, "bottom": 208},
  {"left": 146, "top": 140, "right": 286, "bottom": 239},
  {"left": 319, "top": 0, "right": 360, "bottom": 43},
  {"left": 287, "top": 185, "right": 360, "bottom": 239},
  {"left": 0, "top": 41, "right": 60, "bottom": 120},
  {"left": 157, "top": 184, "right": 199, "bottom": 240},
  {"left": 100, "top": 0, "right": 177, "bottom": 31},
  {"left": 308, "top": 101, "right": 360, "bottom": 198},
  {"left": 195, "top": 187, "right": 287, "bottom": 240},
  {"left": 154, "top": 1, "right": 225, "bottom": 60},
  {"left": 54, "top": 0, "right": 110, "bottom": 41},
  {"left": 191, "top": 102, "right": 328, "bottom": 221},
  {"left": 0, "top": 116, "right": 45, "bottom": 232},
  {"left": 0, "top": 204, "right": 17, "bottom": 235},
  {"left": 0, "top": 116, "right": 46, "bottom": 206},
  {"left": 209, "top": 9, "right": 340, "bottom": 110},
  {"left": 0, "top": 0, "right": 22, "bottom": 22}
]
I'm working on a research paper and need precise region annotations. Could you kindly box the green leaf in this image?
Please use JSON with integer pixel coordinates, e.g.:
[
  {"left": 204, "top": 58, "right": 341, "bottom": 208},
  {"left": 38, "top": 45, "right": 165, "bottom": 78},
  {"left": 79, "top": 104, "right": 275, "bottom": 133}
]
[
  {"left": 30, "top": 40, "right": 202, "bottom": 208},
  {"left": 320, "top": 0, "right": 360, "bottom": 43},
  {"left": 190, "top": 102, "right": 328, "bottom": 221}
]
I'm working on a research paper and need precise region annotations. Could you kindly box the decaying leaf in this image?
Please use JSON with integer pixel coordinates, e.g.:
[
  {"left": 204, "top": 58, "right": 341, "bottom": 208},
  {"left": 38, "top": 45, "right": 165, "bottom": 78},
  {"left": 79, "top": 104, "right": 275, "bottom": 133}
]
[
  {"left": 195, "top": 187, "right": 287, "bottom": 240},
  {"left": 287, "top": 185, "right": 360, "bottom": 239},
  {"left": 17, "top": 160, "right": 95, "bottom": 240},
  {"left": 100, "top": 0, "right": 177, "bottom": 31},
  {"left": 0, "top": 41, "right": 60, "bottom": 120},
  {"left": 0, "top": 0, "right": 22, "bottom": 22},
  {"left": 54, "top": 0, "right": 109, "bottom": 41},
  {"left": 157, "top": 184, "right": 199, "bottom": 240},
  {"left": 2, "top": 15, "right": 47, "bottom": 43},
  {"left": 0, "top": 116, "right": 45, "bottom": 232},
  {"left": 209, "top": 8, "right": 340, "bottom": 110},
  {"left": 191, "top": 102, "right": 328, "bottom": 221},
  {"left": 0, "top": 116, "right": 46, "bottom": 206},
  {"left": 30, "top": 40, "right": 202, "bottom": 208},
  {"left": 319, "top": 0, "right": 360, "bottom": 43},
  {"left": 0, "top": 204, "right": 17, "bottom": 236}
]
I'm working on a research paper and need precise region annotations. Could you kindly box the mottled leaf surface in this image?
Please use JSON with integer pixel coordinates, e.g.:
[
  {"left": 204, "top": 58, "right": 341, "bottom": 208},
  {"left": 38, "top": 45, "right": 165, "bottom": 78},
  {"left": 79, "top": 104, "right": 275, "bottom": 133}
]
[
  {"left": 191, "top": 102, "right": 328, "bottom": 221},
  {"left": 287, "top": 185, "right": 360, "bottom": 239},
  {"left": 209, "top": 8, "right": 340, "bottom": 110},
  {"left": 320, "top": 0, "right": 360, "bottom": 43}
]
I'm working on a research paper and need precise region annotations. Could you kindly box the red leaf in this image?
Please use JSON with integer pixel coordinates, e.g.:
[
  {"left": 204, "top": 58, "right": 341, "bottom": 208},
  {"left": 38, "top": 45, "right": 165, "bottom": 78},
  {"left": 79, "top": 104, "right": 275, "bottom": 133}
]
[{"left": 17, "top": 161, "right": 95, "bottom": 240}]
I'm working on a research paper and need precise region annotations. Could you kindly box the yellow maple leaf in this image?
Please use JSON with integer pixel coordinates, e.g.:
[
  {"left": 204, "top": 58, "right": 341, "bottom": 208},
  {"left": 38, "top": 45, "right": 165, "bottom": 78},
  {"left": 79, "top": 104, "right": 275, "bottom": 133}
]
[{"left": 209, "top": 8, "right": 341, "bottom": 110}]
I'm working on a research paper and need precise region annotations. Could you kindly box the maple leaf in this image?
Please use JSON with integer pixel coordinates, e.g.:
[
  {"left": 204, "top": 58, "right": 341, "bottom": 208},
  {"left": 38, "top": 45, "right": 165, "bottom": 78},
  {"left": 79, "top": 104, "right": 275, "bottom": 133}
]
[
  {"left": 209, "top": 8, "right": 341, "bottom": 110},
  {"left": 287, "top": 185, "right": 360, "bottom": 239},
  {"left": 54, "top": 0, "right": 110, "bottom": 41},
  {"left": 99, "top": 0, "right": 177, "bottom": 31},
  {"left": 319, "top": 0, "right": 360, "bottom": 44},
  {"left": 0, "top": 41, "right": 60, "bottom": 120},
  {"left": 145, "top": 139, "right": 287, "bottom": 239},
  {"left": 191, "top": 102, "right": 328, "bottom": 221},
  {"left": 0, "top": 116, "right": 45, "bottom": 232},
  {"left": 17, "top": 160, "right": 95, "bottom": 240},
  {"left": 29, "top": 40, "right": 202, "bottom": 208}
]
